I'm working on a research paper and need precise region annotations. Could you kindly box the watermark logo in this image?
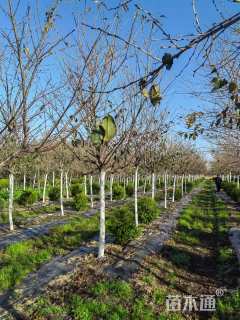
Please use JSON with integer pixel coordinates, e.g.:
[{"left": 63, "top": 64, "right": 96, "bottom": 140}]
[{"left": 166, "top": 289, "right": 225, "bottom": 312}]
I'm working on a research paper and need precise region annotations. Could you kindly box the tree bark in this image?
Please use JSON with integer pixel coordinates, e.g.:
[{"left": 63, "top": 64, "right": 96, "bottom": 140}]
[
  {"left": 60, "top": 170, "right": 64, "bottom": 216},
  {"left": 98, "top": 169, "right": 106, "bottom": 258},
  {"left": 8, "top": 173, "right": 14, "bottom": 231},
  {"left": 23, "top": 173, "right": 26, "bottom": 190},
  {"left": 33, "top": 172, "right": 36, "bottom": 189},
  {"left": 181, "top": 175, "right": 184, "bottom": 197},
  {"left": 90, "top": 175, "right": 93, "bottom": 208},
  {"left": 134, "top": 166, "right": 139, "bottom": 227},
  {"left": 110, "top": 174, "right": 113, "bottom": 202},
  {"left": 65, "top": 171, "right": 69, "bottom": 200},
  {"left": 42, "top": 173, "right": 48, "bottom": 203},
  {"left": 151, "top": 172, "right": 155, "bottom": 200},
  {"left": 84, "top": 175, "right": 87, "bottom": 196},
  {"left": 172, "top": 175, "right": 176, "bottom": 203},
  {"left": 164, "top": 173, "right": 167, "bottom": 209},
  {"left": 52, "top": 171, "right": 55, "bottom": 187}
]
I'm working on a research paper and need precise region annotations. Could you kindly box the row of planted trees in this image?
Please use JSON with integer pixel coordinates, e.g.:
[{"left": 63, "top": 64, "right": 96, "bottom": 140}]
[
  {"left": 0, "top": 0, "right": 228, "bottom": 259},
  {"left": 0, "top": 137, "right": 206, "bottom": 259}
]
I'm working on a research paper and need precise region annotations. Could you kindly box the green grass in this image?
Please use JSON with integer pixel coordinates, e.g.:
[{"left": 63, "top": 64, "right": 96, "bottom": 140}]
[{"left": 0, "top": 214, "right": 99, "bottom": 293}]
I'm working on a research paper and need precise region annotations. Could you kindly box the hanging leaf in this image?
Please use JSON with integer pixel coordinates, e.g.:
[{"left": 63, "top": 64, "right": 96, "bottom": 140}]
[
  {"left": 228, "top": 81, "right": 238, "bottom": 93},
  {"left": 210, "top": 65, "right": 217, "bottom": 74},
  {"left": 149, "top": 84, "right": 161, "bottom": 106},
  {"left": 211, "top": 77, "right": 228, "bottom": 91},
  {"left": 162, "top": 53, "right": 173, "bottom": 70},
  {"left": 100, "top": 115, "right": 117, "bottom": 142},
  {"left": 141, "top": 88, "right": 149, "bottom": 98}
]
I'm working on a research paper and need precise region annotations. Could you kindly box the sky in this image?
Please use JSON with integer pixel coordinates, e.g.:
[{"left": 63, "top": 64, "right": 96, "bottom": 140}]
[{"left": 1, "top": 0, "right": 239, "bottom": 162}]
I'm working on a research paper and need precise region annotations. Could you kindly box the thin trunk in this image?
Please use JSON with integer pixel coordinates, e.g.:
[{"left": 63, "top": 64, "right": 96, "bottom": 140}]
[
  {"left": 143, "top": 178, "right": 146, "bottom": 194},
  {"left": 23, "top": 173, "right": 26, "bottom": 190},
  {"left": 172, "top": 175, "right": 176, "bottom": 203},
  {"left": 60, "top": 170, "right": 64, "bottom": 216},
  {"left": 33, "top": 172, "right": 36, "bottom": 188},
  {"left": 42, "top": 173, "right": 48, "bottom": 203},
  {"left": 37, "top": 169, "right": 40, "bottom": 192},
  {"left": 90, "top": 175, "right": 93, "bottom": 208},
  {"left": 134, "top": 166, "right": 139, "bottom": 227},
  {"left": 98, "top": 169, "right": 106, "bottom": 258},
  {"left": 8, "top": 173, "right": 14, "bottom": 231},
  {"left": 52, "top": 171, "right": 55, "bottom": 187},
  {"left": 151, "top": 172, "right": 155, "bottom": 200},
  {"left": 110, "top": 174, "right": 113, "bottom": 202},
  {"left": 164, "top": 173, "right": 167, "bottom": 209},
  {"left": 237, "top": 176, "right": 240, "bottom": 189},
  {"left": 181, "top": 175, "right": 184, "bottom": 197},
  {"left": 65, "top": 171, "right": 69, "bottom": 200},
  {"left": 84, "top": 175, "right": 87, "bottom": 196}
]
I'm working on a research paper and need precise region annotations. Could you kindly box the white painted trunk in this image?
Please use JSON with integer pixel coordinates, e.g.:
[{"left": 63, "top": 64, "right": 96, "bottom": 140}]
[
  {"left": 33, "top": 173, "right": 36, "bottom": 188},
  {"left": 110, "top": 174, "right": 113, "bottom": 202},
  {"left": 84, "top": 175, "right": 87, "bottom": 196},
  {"left": 52, "top": 171, "right": 55, "bottom": 187},
  {"left": 181, "top": 175, "right": 184, "bottom": 196},
  {"left": 237, "top": 176, "right": 240, "bottom": 189},
  {"left": 60, "top": 170, "right": 64, "bottom": 216},
  {"left": 164, "top": 174, "right": 167, "bottom": 209},
  {"left": 90, "top": 175, "right": 93, "bottom": 208},
  {"left": 42, "top": 173, "right": 48, "bottom": 203},
  {"left": 151, "top": 172, "right": 155, "bottom": 200},
  {"left": 65, "top": 172, "right": 69, "bottom": 199},
  {"left": 98, "top": 169, "right": 106, "bottom": 258},
  {"left": 172, "top": 175, "right": 176, "bottom": 203},
  {"left": 23, "top": 174, "right": 26, "bottom": 190},
  {"left": 134, "top": 167, "right": 139, "bottom": 227},
  {"left": 38, "top": 170, "right": 41, "bottom": 191},
  {"left": 8, "top": 173, "right": 14, "bottom": 231},
  {"left": 143, "top": 178, "right": 146, "bottom": 194}
]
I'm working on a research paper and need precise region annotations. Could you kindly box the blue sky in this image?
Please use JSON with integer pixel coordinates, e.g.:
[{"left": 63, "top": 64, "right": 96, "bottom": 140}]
[{"left": 2, "top": 0, "right": 239, "bottom": 161}]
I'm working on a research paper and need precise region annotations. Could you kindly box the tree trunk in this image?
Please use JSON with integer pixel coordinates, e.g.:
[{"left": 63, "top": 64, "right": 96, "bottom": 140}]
[
  {"left": 90, "top": 175, "right": 93, "bottom": 208},
  {"left": 110, "top": 174, "right": 113, "bottom": 202},
  {"left": 181, "top": 175, "right": 184, "bottom": 197},
  {"left": 237, "top": 176, "right": 239, "bottom": 189},
  {"left": 52, "top": 171, "right": 55, "bottom": 187},
  {"left": 33, "top": 172, "right": 36, "bottom": 188},
  {"left": 23, "top": 173, "right": 26, "bottom": 190},
  {"left": 84, "top": 175, "right": 87, "bottom": 196},
  {"left": 8, "top": 173, "right": 14, "bottom": 231},
  {"left": 143, "top": 178, "right": 146, "bottom": 194},
  {"left": 151, "top": 172, "right": 155, "bottom": 200},
  {"left": 98, "top": 169, "right": 106, "bottom": 258},
  {"left": 172, "top": 175, "right": 176, "bottom": 203},
  {"left": 65, "top": 171, "right": 69, "bottom": 200},
  {"left": 134, "top": 166, "right": 139, "bottom": 227},
  {"left": 164, "top": 173, "right": 167, "bottom": 209},
  {"left": 60, "top": 170, "right": 64, "bottom": 216},
  {"left": 38, "top": 169, "right": 40, "bottom": 192},
  {"left": 42, "top": 173, "right": 48, "bottom": 203}
]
